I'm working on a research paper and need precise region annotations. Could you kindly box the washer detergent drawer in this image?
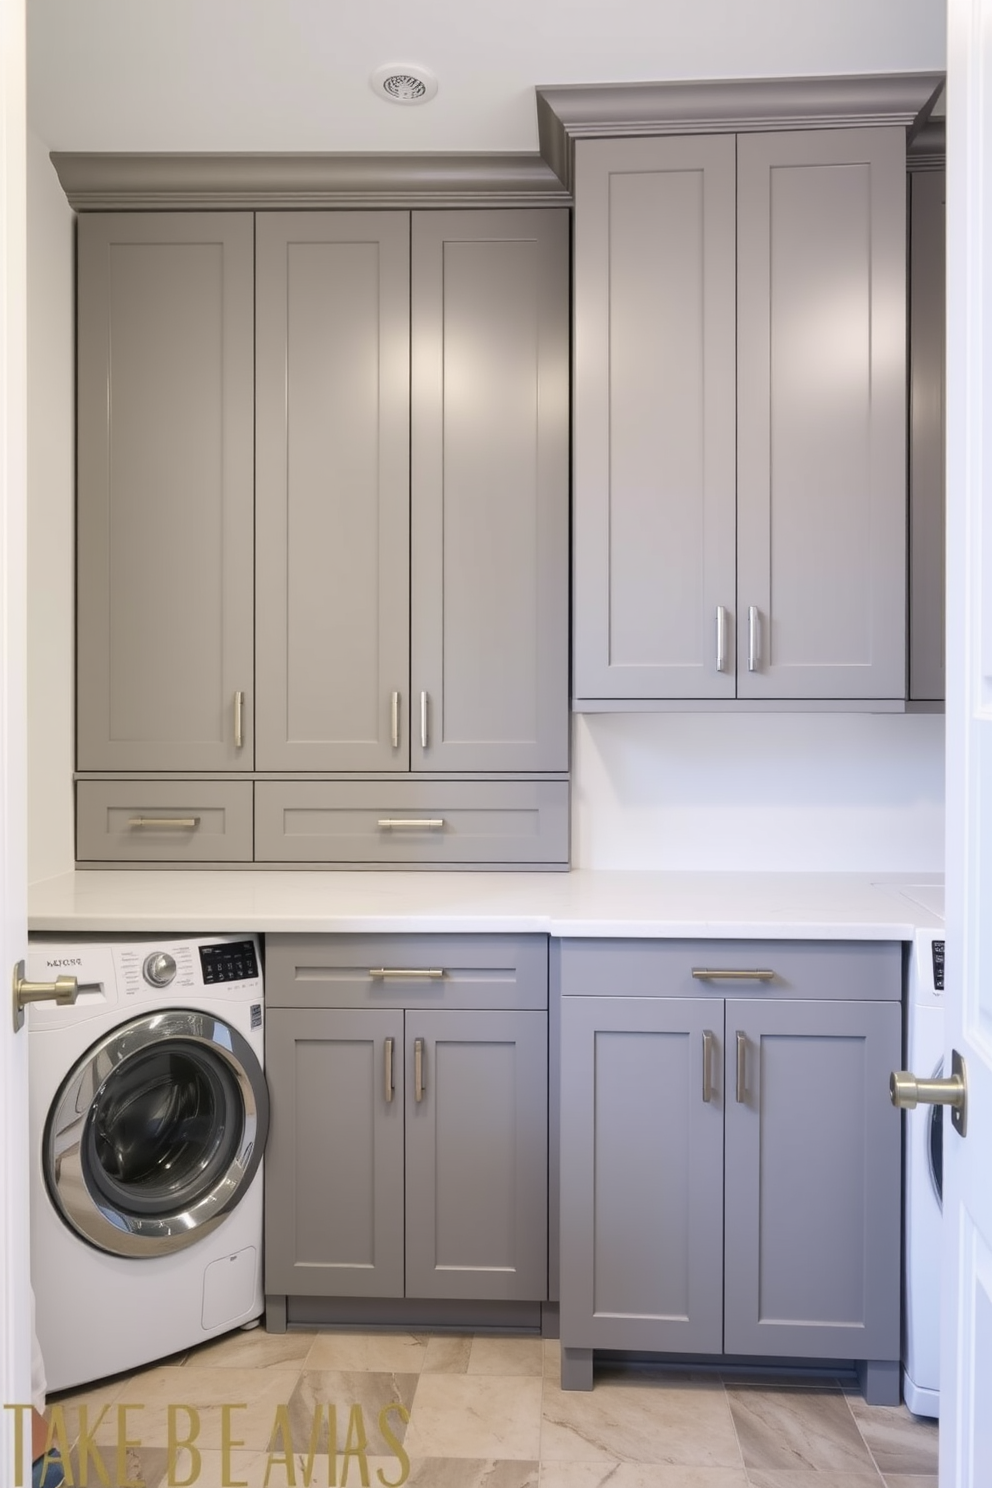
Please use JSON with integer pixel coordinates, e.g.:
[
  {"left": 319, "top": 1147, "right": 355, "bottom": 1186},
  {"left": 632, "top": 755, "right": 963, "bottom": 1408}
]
[{"left": 77, "top": 780, "right": 253, "bottom": 862}]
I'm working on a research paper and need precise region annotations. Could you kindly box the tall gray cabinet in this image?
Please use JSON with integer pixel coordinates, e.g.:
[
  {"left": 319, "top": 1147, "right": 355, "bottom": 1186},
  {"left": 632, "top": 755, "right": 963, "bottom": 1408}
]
[
  {"left": 75, "top": 204, "right": 570, "bottom": 867},
  {"left": 558, "top": 939, "right": 903, "bottom": 1402},
  {"left": 572, "top": 128, "right": 909, "bottom": 707}
]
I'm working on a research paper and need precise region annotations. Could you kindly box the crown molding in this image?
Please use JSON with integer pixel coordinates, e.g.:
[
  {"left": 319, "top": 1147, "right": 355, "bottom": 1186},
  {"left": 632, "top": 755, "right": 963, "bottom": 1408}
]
[
  {"left": 907, "top": 118, "right": 946, "bottom": 172},
  {"left": 535, "top": 72, "right": 946, "bottom": 190},
  {"left": 49, "top": 152, "right": 572, "bottom": 211}
]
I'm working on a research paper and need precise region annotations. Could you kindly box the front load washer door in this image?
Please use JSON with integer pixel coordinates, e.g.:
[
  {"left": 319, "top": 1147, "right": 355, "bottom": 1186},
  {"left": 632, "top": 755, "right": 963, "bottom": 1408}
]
[{"left": 44, "top": 1009, "right": 268, "bottom": 1257}]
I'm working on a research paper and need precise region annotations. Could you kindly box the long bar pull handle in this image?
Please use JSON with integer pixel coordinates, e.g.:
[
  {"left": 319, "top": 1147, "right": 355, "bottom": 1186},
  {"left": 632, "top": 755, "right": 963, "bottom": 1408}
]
[
  {"left": 377, "top": 819, "right": 445, "bottom": 831},
  {"left": 391, "top": 692, "right": 400, "bottom": 750},
  {"left": 385, "top": 1037, "right": 394, "bottom": 1104},
  {"left": 716, "top": 606, "right": 727, "bottom": 673},
  {"left": 414, "top": 1037, "right": 425, "bottom": 1103},
  {"left": 702, "top": 1030, "right": 715, "bottom": 1103},
  {"left": 736, "top": 1031, "right": 747, "bottom": 1104},
  {"left": 420, "top": 691, "right": 429, "bottom": 750},
  {"left": 748, "top": 607, "right": 760, "bottom": 672},
  {"left": 369, "top": 968, "right": 445, "bottom": 980},
  {"left": 692, "top": 968, "right": 775, "bottom": 981},
  {"left": 234, "top": 690, "right": 245, "bottom": 749},
  {"left": 126, "top": 821, "right": 199, "bottom": 833}
]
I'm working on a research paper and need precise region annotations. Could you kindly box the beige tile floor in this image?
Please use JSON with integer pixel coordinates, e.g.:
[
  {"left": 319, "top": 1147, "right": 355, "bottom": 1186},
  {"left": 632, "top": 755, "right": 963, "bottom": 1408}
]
[{"left": 46, "top": 1328, "right": 940, "bottom": 1488}]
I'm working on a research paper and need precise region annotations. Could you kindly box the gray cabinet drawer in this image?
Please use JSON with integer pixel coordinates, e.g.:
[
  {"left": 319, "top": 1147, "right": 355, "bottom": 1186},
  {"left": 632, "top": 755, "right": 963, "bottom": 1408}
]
[
  {"left": 76, "top": 780, "right": 253, "bottom": 862},
  {"left": 559, "top": 938, "right": 901, "bottom": 1002},
  {"left": 254, "top": 780, "right": 568, "bottom": 866},
  {"left": 266, "top": 933, "right": 548, "bottom": 1011}
]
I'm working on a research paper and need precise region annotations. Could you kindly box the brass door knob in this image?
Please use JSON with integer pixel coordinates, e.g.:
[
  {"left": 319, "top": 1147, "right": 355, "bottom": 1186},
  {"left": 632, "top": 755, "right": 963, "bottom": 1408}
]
[
  {"left": 890, "top": 1050, "right": 968, "bottom": 1137},
  {"left": 12, "top": 961, "right": 79, "bottom": 1033}
]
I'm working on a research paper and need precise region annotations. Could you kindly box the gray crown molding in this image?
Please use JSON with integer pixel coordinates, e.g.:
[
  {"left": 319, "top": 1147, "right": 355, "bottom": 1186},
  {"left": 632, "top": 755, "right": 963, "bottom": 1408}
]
[
  {"left": 908, "top": 118, "right": 946, "bottom": 171},
  {"left": 49, "top": 152, "right": 572, "bottom": 211},
  {"left": 535, "top": 72, "right": 946, "bottom": 190}
]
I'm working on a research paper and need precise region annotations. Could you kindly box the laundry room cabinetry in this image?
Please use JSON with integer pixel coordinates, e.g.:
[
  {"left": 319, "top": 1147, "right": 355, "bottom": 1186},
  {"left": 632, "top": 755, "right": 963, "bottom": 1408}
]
[
  {"left": 572, "top": 127, "right": 908, "bottom": 708},
  {"left": 263, "top": 934, "right": 549, "bottom": 1325},
  {"left": 75, "top": 204, "right": 570, "bottom": 868},
  {"left": 558, "top": 939, "right": 903, "bottom": 1401}
]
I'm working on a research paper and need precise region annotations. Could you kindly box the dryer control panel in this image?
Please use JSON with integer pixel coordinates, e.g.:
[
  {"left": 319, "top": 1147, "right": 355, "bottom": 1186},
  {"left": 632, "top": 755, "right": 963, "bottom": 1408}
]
[{"left": 200, "top": 938, "right": 259, "bottom": 985}]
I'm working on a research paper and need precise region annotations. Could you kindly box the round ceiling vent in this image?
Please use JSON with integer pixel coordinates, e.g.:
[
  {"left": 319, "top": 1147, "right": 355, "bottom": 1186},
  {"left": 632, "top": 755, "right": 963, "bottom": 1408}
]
[{"left": 370, "top": 63, "right": 438, "bottom": 106}]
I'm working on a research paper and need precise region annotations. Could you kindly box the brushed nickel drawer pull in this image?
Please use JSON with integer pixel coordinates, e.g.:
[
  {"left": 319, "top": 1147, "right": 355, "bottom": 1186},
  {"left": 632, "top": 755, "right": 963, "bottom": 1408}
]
[
  {"left": 716, "top": 606, "right": 728, "bottom": 673},
  {"left": 414, "top": 1036, "right": 425, "bottom": 1103},
  {"left": 377, "top": 818, "right": 444, "bottom": 830},
  {"left": 385, "top": 1037, "right": 394, "bottom": 1103},
  {"left": 736, "top": 1031, "right": 747, "bottom": 1104},
  {"left": 420, "top": 691, "right": 429, "bottom": 749},
  {"left": 692, "top": 968, "right": 775, "bottom": 981},
  {"left": 127, "top": 816, "right": 200, "bottom": 829},
  {"left": 234, "top": 689, "right": 245, "bottom": 749},
  {"left": 748, "top": 606, "right": 760, "bottom": 672},
  {"left": 390, "top": 691, "right": 400, "bottom": 750},
  {"left": 369, "top": 968, "right": 445, "bottom": 980},
  {"left": 702, "top": 1029, "right": 715, "bottom": 1103}
]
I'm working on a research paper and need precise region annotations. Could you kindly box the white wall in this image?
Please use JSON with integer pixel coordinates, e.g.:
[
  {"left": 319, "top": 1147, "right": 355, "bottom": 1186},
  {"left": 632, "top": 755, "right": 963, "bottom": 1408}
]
[
  {"left": 26, "top": 129, "right": 74, "bottom": 882},
  {"left": 573, "top": 711, "right": 945, "bottom": 871}
]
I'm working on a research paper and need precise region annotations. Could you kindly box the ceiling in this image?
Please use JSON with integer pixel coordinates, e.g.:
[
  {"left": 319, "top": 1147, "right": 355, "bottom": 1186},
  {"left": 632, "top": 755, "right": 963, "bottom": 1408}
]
[{"left": 27, "top": 0, "right": 946, "bottom": 156}]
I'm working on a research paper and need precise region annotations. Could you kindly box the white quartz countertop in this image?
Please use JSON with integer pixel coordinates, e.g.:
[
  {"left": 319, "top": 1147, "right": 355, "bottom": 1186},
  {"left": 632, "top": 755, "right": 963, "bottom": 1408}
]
[{"left": 27, "top": 869, "right": 945, "bottom": 939}]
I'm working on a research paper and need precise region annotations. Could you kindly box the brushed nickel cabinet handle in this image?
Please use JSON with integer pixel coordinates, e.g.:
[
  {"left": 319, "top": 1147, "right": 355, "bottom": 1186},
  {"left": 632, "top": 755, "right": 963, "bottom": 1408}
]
[
  {"left": 736, "top": 1031, "right": 747, "bottom": 1104},
  {"left": 391, "top": 691, "right": 400, "bottom": 750},
  {"left": 234, "top": 689, "right": 245, "bottom": 749},
  {"left": 369, "top": 968, "right": 445, "bottom": 980},
  {"left": 692, "top": 968, "right": 775, "bottom": 981},
  {"left": 420, "top": 691, "right": 429, "bottom": 749},
  {"left": 377, "top": 819, "right": 445, "bottom": 830},
  {"left": 702, "top": 1029, "right": 715, "bottom": 1103},
  {"left": 748, "top": 607, "right": 760, "bottom": 672},
  {"left": 414, "top": 1037, "right": 425, "bottom": 1103},
  {"left": 716, "top": 606, "right": 728, "bottom": 673},
  {"left": 127, "top": 816, "right": 200, "bottom": 829},
  {"left": 385, "top": 1037, "right": 394, "bottom": 1104}
]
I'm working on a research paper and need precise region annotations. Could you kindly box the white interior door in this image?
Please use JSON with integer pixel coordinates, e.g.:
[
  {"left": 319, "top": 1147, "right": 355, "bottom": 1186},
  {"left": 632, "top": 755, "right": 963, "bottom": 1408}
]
[{"left": 942, "top": 1, "right": 992, "bottom": 1480}]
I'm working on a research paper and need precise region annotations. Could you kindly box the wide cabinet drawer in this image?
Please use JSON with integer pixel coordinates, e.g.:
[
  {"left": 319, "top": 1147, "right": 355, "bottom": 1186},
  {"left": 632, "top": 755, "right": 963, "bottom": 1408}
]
[
  {"left": 254, "top": 780, "right": 569, "bottom": 866},
  {"left": 76, "top": 780, "right": 253, "bottom": 862}
]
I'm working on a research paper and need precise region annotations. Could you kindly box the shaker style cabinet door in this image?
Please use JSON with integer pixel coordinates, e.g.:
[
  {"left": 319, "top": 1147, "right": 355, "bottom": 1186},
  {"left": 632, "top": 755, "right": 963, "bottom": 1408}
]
[
  {"left": 76, "top": 214, "right": 254, "bottom": 770},
  {"left": 736, "top": 128, "right": 907, "bottom": 700},
  {"left": 559, "top": 995, "right": 725, "bottom": 1353},
  {"left": 572, "top": 136, "right": 738, "bottom": 703},
  {"left": 411, "top": 210, "right": 570, "bottom": 770},
  {"left": 254, "top": 213, "right": 411, "bottom": 771}
]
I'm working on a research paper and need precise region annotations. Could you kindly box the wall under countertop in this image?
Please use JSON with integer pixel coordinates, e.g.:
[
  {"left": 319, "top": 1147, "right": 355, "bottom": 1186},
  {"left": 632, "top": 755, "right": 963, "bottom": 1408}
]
[{"left": 24, "top": 135, "right": 946, "bottom": 884}]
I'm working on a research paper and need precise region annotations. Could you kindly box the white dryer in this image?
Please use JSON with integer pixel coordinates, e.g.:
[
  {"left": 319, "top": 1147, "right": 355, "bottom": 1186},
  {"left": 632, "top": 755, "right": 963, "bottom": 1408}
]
[
  {"left": 27, "top": 934, "right": 268, "bottom": 1392},
  {"left": 902, "top": 921, "right": 945, "bottom": 1419}
]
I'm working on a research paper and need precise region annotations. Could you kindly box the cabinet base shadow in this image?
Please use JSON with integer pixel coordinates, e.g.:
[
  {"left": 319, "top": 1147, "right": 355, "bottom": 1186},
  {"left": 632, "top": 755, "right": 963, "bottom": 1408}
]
[{"left": 266, "top": 1294, "right": 558, "bottom": 1336}]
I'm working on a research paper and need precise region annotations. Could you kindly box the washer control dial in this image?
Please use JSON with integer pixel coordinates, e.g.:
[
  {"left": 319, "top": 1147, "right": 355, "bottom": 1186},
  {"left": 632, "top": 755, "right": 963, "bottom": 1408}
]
[{"left": 143, "top": 951, "right": 177, "bottom": 988}]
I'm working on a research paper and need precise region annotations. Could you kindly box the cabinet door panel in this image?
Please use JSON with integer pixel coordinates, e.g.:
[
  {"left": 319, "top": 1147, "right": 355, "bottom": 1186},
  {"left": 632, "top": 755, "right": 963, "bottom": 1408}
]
[
  {"left": 405, "top": 1010, "right": 547, "bottom": 1300},
  {"left": 255, "top": 213, "right": 410, "bottom": 770},
  {"left": 572, "top": 136, "right": 737, "bottom": 702},
  {"left": 77, "top": 214, "right": 254, "bottom": 769},
  {"left": 737, "top": 129, "right": 906, "bottom": 699},
  {"left": 264, "top": 1008, "right": 405, "bottom": 1298},
  {"left": 560, "top": 995, "right": 724, "bottom": 1352},
  {"left": 909, "top": 168, "right": 946, "bottom": 703},
  {"left": 723, "top": 998, "right": 901, "bottom": 1357},
  {"left": 411, "top": 211, "right": 569, "bottom": 770}
]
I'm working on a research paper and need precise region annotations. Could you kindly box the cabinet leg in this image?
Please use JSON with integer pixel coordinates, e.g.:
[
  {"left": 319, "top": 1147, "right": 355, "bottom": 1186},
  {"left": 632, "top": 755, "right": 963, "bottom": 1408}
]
[
  {"left": 265, "top": 1295, "right": 288, "bottom": 1334},
  {"left": 857, "top": 1359, "right": 901, "bottom": 1406},
  {"left": 560, "top": 1347, "right": 594, "bottom": 1391}
]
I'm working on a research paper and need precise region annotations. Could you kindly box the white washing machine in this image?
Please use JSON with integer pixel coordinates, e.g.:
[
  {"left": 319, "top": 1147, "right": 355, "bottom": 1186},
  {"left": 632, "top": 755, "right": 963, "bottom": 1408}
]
[
  {"left": 27, "top": 934, "right": 268, "bottom": 1392},
  {"left": 902, "top": 915, "right": 945, "bottom": 1419}
]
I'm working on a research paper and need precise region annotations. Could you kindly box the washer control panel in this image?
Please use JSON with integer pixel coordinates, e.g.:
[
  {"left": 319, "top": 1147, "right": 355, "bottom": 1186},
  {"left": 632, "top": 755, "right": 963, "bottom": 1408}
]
[{"left": 199, "top": 938, "right": 259, "bottom": 985}]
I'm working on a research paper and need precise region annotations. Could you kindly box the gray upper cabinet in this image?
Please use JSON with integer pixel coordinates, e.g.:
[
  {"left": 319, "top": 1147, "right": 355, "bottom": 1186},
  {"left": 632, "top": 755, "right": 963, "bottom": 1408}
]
[
  {"left": 411, "top": 211, "right": 570, "bottom": 769},
  {"left": 573, "top": 127, "right": 908, "bottom": 707},
  {"left": 76, "top": 213, "right": 254, "bottom": 769},
  {"left": 255, "top": 214, "right": 410, "bottom": 771},
  {"left": 736, "top": 129, "right": 907, "bottom": 701}
]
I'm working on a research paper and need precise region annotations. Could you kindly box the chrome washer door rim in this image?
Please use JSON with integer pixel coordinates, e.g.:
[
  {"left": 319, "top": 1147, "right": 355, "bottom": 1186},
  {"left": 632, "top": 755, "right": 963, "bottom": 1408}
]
[{"left": 44, "top": 1008, "right": 268, "bottom": 1257}]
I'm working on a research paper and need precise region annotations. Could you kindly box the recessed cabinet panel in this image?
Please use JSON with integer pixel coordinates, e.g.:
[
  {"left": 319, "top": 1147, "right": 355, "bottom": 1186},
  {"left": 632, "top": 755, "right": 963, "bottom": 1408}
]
[
  {"left": 573, "top": 136, "right": 737, "bottom": 702},
  {"left": 77, "top": 214, "right": 254, "bottom": 769},
  {"left": 255, "top": 214, "right": 410, "bottom": 770},
  {"left": 411, "top": 211, "right": 570, "bottom": 769},
  {"left": 736, "top": 129, "right": 907, "bottom": 699},
  {"left": 909, "top": 169, "right": 946, "bottom": 703}
]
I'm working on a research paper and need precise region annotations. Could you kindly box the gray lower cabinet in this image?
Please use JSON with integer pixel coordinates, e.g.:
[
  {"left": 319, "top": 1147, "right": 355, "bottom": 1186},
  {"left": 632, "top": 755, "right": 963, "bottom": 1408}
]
[
  {"left": 573, "top": 127, "right": 908, "bottom": 707},
  {"left": 264, "top": 934, "right": 549, "bottom": 1319},
  {"left": 558, "top": 940, "right": 902, "bottom": 1397}
]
